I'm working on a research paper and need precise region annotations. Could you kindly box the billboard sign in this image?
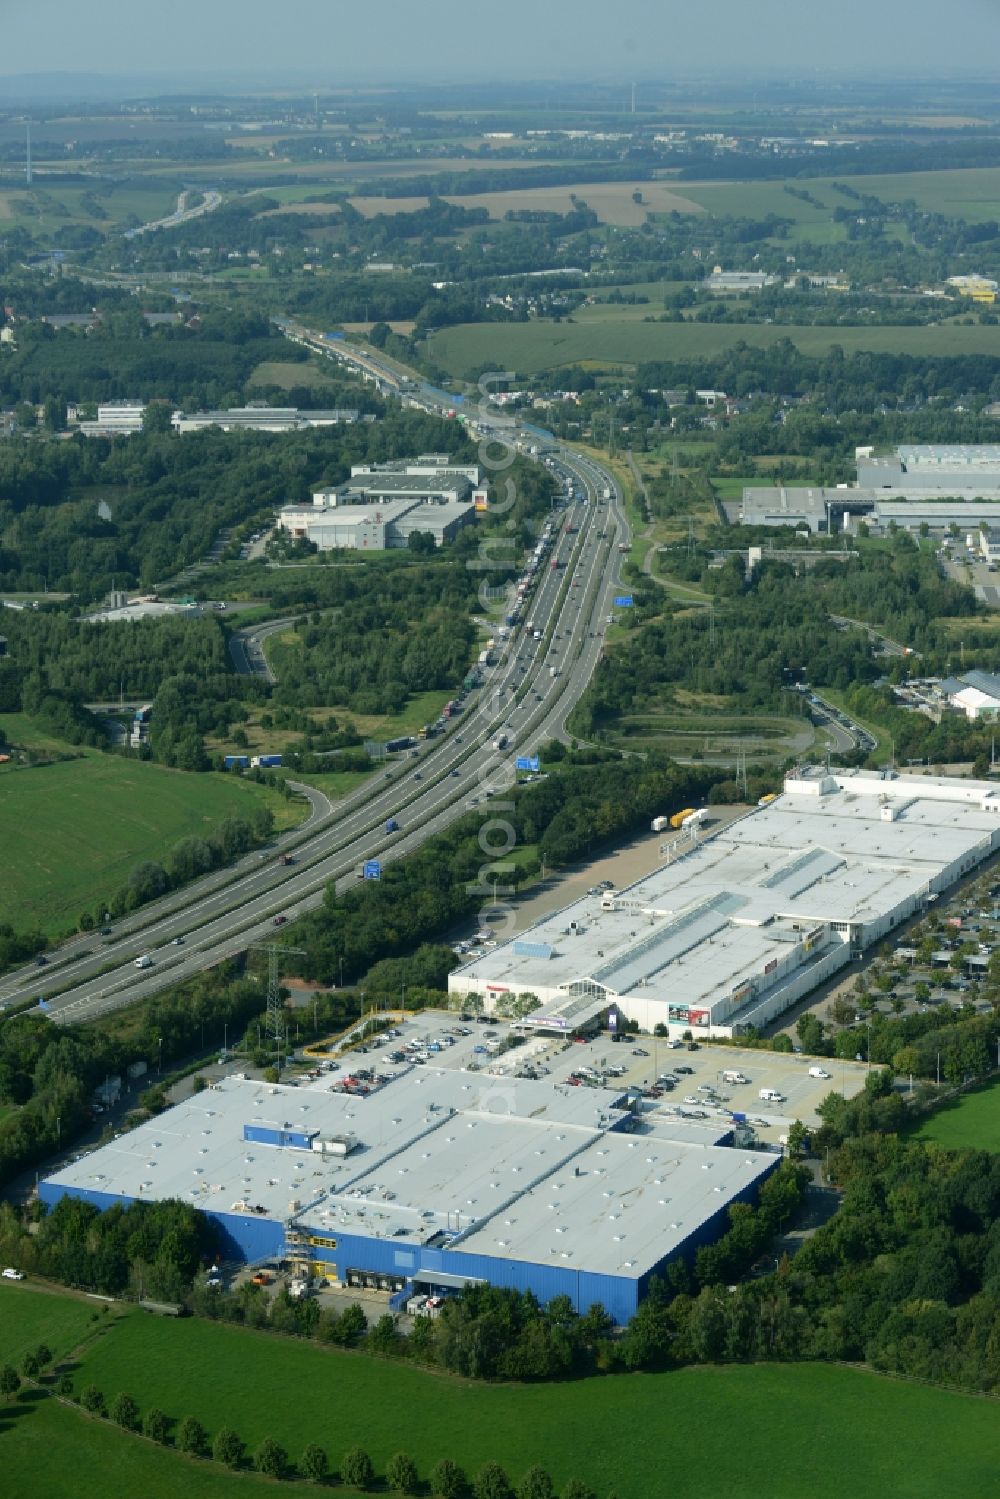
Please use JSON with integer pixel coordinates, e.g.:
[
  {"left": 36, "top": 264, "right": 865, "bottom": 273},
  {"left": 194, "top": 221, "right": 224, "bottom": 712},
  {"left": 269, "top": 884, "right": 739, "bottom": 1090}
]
[
  {"left": 688, "top": 1007, "right": 709, "bottom": 1028},
  {"left": 515, "top": 755, "right": 542, "bottom": 773},
  {"left": 363, "top": 860, "right": 381, "bottom": 882},
  {"left": 613, "top": 595, "right": 634, "bottom": 608}
]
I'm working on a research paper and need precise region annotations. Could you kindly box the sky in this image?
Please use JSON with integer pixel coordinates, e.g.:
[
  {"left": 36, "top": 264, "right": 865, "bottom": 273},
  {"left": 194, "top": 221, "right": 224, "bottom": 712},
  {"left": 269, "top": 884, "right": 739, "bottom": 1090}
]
[{"left": 1, "top": 0, "right": 999, "bottom": 83}]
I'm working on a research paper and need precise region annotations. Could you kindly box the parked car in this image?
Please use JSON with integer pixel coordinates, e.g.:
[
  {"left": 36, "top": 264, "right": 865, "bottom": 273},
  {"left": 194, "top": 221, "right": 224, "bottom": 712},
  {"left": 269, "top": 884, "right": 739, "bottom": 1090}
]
[{"left": 2, "top": 1268, "right": 24, "bottom": 1281}]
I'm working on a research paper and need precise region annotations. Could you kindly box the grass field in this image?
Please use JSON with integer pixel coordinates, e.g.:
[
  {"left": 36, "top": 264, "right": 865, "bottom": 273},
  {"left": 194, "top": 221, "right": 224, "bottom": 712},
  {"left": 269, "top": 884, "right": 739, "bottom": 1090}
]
[
  {"left": 0, "top": 724, "right": 302, "bottom": 935},
  {"left": 911, "top": 1080, "right": 1000, "bottom": 1152},
  {"left": 428, "top": 317, "right": 1000, "bottom": 380},
  {"left": 69, "top": 1309, "right": 1000, "bottom": 1499},
  {"left": 0, "top": 1396, "right": 320, "bottom": 1499},
  {"left": 249, "top": 359, "right": 342, "bottom": 389},
  {"left": 0, "top": 1284, "right": 98, "bottom": 1367}
]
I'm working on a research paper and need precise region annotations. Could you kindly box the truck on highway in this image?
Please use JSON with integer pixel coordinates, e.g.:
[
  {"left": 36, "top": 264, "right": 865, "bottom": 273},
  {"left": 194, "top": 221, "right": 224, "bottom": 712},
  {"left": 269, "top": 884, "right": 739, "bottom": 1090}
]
[
  {"left": 492, "top": 732, "right": 509, "bottom": 752},
  {"left": 532, "top": 628, "right": 542, "bottom": 641},
  {"left": 251, "top": 754, "right": 283, "bottom": 768},
  {"left": 550, "top": 557, "right": 560, "bottom": 570},
  {"left": 134, "top": 955, "right": 153, "bottom": 970},
  {"left": 669, "top": 808, "right": 696, "bottom": 830},
  {"left": 550, "top": 666, "right": 558, "bottom": 678},
  {"left": 603, "top": 486, "right": 612, "bottom": 501}
]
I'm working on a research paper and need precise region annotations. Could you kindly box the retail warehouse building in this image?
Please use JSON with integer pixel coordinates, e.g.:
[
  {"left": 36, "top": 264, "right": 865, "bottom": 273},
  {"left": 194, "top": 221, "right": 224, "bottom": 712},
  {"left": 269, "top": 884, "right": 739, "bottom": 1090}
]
[
  {"left": 450, "top": 768, "right": 1000, "bottom": 1037},
  {"left": 39, "top": 1067, "right": 777, "bottom": 1324}
]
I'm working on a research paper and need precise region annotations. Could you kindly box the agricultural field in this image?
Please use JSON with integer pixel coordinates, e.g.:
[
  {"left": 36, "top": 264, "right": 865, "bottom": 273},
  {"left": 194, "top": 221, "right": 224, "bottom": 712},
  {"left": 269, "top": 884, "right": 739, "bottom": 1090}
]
[
  {"left": 427, "top": 317, "right": 1000, "bottom": 381},
  {"left": 0, "top": 721, "right": 302, "bottom": 936},
  {"left": 443, "top": 178, "right": 706, "bottom": 224},
  {"left": 63, "top": 1309, "right": 1000, "bottom": 1499},
  {"left": 0, "top": 180, "right": 181, "bottom": 235},
  {"left": 910, "top": 1080, "right": 1000, "bottom": 1153}
]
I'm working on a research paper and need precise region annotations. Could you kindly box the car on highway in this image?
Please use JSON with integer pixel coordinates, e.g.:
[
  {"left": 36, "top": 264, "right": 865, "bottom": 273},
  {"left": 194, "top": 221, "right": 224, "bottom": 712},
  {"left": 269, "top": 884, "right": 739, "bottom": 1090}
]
[
  {"left": 272, "top": 915, "right": 287, "bottom": 926},
  {"left": 35, "top": 956, "right": 48, "bottom": 967},
  {"left": 171, "top": 936, "right": 185, "bottom": 945},
  {"left": 451, "top": 769, "right": 460, "bottom": 777},
  {"left": 100, "top": 927, "right": 113, "bottom": 936}
]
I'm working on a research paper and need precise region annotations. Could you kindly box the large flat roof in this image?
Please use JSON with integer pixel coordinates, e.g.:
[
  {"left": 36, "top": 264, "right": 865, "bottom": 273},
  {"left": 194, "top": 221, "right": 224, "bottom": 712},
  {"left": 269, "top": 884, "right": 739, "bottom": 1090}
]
[
  {"left": 42, "top": 1047, "right": 776, "bottom": 1284},
  {"left": 452, "top": 769, "right": 1000, "bottom": 1026}
]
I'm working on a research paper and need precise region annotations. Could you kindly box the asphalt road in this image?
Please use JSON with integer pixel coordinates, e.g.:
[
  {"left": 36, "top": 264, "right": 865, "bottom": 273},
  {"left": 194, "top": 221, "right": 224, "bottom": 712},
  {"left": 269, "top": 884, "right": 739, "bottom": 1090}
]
[
  {"left": 228, "top": 616, "right": 298, "bottom": 682},
  {"left": 2, "top": 433, "right": 629, "bottom": 1026}
]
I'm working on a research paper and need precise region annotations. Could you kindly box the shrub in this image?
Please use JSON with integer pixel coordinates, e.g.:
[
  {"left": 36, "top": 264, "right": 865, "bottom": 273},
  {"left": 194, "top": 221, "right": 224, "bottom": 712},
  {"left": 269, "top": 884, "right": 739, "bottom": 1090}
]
[
  {"left": 0, "top": 1366, "right": 19, "bottom": 1401},
  {"left": 431, "top": 1457, "right": 468, "bottom": 1499},
  {"left": 387, "top": 1450, "right": 419, "bottom": 1494},
  {"left": 20, "top": 1352, "right": 39, "bottom": 1380},
  {"left": 301, "top": 1443, "right": 328, "bottom": 1483},
  {"left": 81, "top": 1385, "right": 106, "bottom": 1417},
  {"left": 255, "top": 1436, "right": 288, "bottom": 1479},
  {"left": 342, "top": 1446, "right": 375, "bottom": 1490},
  {"left": 213, "top": 1427, "right": 244, "bottom": 1469},
  {"left": 143, "top": 1407, "right": 170, "bottom": 1444},
  {"left": 475, "top": 1462, "right": 513, "bottom": 1499},
  {"left": 57, "top": 1373, "right": 73, "bottom": 1398},
  {"left": 34, "top": 1343, "right": 52, "bottom": 1369},
  {"left": 517, "top": 1468, "right": 554, "bottom": 1499},
  {"left": 177, "top": 1415, "right": 208, "bottom": 1457},
  {"left": 110, "top": 1392, "right": 140, "bottom": 1430},
  {"left": 561, "top": 1483, "right": 596, "bottom": 1499}
]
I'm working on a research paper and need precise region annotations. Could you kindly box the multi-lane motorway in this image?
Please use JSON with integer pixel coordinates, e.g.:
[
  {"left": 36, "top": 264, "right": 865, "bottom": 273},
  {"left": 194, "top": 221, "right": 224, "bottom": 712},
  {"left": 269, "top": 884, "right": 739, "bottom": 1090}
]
[{"left": 1, "top": 403, "right": 630, "bottom": 1027}]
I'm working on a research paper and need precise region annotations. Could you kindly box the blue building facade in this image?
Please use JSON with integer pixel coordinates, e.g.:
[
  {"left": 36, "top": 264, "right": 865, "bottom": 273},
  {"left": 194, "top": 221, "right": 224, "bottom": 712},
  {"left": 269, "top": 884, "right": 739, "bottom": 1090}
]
[{"left": 40, "top": 1152, "right": 779, "bottom": 1327}]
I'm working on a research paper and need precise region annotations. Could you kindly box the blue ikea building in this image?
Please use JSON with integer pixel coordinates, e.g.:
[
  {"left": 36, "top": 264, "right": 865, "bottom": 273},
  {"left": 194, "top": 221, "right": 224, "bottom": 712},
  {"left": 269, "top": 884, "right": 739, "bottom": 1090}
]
[{"left": 40, "top": 1066, "right": 779, "bottom": 1325}]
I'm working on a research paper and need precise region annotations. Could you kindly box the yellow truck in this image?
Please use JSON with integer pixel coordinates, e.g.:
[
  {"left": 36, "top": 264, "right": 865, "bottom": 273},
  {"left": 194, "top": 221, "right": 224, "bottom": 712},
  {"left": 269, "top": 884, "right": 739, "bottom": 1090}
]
[{"left": 669, "top": 808, "right": 696, "bottom": 830}]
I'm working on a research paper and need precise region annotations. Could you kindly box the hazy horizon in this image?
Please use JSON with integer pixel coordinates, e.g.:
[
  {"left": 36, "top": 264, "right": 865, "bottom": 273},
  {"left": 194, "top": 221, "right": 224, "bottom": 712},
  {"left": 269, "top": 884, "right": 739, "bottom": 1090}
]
[{"left": 1, "top": 0, "right": 1000, "bottom": 88}]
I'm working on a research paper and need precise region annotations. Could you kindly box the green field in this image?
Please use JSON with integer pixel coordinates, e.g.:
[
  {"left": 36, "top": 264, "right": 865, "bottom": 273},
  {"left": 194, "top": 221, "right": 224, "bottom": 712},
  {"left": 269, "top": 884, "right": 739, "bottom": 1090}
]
[
  {"left": 0, "top": 1284, "right": 97, "bottom": 1367},
  {"left": 911, "top": 1080, "right": 1000, "bottom": 1152},
  {"left": 0, "top": 1396, "right": 320, "bottom": 1499},
  {"left": 428, "top": 317, "right": 1000, "bottom": 380},
  {"left": 0, "top": 722, "right": 303, "bottom": 935},
  {"left": 249, "top": 359, "right": 341, "bottom": 390},
  {"left": 66, "top": 1309, "right": 1000, "bottom": 1499}
]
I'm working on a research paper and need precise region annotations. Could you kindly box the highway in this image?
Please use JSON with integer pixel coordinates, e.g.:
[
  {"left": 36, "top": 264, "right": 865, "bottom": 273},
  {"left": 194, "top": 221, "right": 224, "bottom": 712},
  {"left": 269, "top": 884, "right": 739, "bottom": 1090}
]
[
  {"left": 0, "top": 389, "right": 630, "bottom": 1026},
  {"left": 124, "top": 188, "right": 223, "bottom": 239}
]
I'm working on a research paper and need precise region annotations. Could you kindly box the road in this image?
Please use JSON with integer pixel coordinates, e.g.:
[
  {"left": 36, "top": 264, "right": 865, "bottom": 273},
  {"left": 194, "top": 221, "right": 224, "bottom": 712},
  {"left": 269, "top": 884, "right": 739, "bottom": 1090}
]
[
  {"left": 1, "top": 388, "right": 629, "bottom": 1026},
  {"left": 806, "top": 688, "right": 878, "bottom": 755},
  {"left": 123, "top": 188, "right": 223, "bottom": 239},
  {"left": 228, "top": 616, "right": 298, "bottom": 682}
]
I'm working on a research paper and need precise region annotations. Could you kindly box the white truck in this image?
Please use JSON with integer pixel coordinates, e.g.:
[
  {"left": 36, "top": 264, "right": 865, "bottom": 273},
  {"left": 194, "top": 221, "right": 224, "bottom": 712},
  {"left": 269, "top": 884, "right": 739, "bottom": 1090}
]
[
  {"left": 492, "top": 732, "right": 509, "bottom": 752},
  {"left": 759, "top": 1087, "right": 785, "bottom": 1104},
  {"left": 651, "top": 815, "right": 670, "bottom": 832},
  {"left": 681, "top": 808, "right": 709, "bottom": 828},
  {"left": 133, "top": 954, "right": 153, "bottom": 970}
]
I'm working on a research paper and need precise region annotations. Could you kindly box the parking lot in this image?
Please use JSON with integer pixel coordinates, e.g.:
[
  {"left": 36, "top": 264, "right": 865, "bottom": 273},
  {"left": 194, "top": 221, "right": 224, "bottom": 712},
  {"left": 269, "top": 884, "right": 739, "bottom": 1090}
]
[{"left": 294, "top": 1010, "right": 871, "bottom": 1146}]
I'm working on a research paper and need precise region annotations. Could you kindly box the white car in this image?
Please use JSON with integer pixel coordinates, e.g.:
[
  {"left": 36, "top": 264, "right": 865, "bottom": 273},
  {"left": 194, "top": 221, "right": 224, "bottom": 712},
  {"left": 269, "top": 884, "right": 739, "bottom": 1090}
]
[{"left": 2, "top": 1268, "right": 23, "bottom": 1281}]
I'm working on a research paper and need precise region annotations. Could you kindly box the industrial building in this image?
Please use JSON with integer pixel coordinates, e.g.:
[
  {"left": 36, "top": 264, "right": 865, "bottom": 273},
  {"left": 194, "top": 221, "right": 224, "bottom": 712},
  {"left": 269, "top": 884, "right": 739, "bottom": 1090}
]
[
  {"left": 450, "top": 768, "right": 1000, "bottom": 1037},
  {"left": 78, "top": 401, "right": 146, "bottom": 438},
  {"left": 857, "top": 445, "right": 1000, "bottom": 492},
  {"left": 171, "top": 406, "right": 362, "bottom": 434},
  {"left": 735, "top": 486, "right": 1000, "bottom": 536},
  {"left": 38, "top": 1055, "right": 779, "bottom": 1324},
  {"left": 733, "top": 445, "right": 1000, "bottom": 534},
  {"left": 279, "top": 460, "right": 483, "bottom": 552},
  {"left": 941, "top": 670, "right": 1000, "bottom": 720}
]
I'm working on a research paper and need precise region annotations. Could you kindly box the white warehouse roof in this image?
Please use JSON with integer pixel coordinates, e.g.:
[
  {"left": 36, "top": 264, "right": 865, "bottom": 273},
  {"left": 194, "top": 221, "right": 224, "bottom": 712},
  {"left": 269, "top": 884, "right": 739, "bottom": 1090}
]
[{"left": 450, "top": 768, "right": 1000, "bottom": 1036}]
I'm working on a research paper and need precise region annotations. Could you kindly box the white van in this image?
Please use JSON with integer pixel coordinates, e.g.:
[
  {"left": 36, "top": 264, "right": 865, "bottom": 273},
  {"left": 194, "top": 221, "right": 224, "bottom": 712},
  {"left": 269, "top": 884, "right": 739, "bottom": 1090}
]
[
  {"left": 759, "top": 1087, "right": 784, "bottom": 1103},
  {"left": 808, "top": 1066, "right": 831, "bottom": 1080},
  {"left": 722, "top": 1070, "right": 748, "bottom": 1085},
  {"left": 134, "top": 955, "right": 153, "bottom": 970}
]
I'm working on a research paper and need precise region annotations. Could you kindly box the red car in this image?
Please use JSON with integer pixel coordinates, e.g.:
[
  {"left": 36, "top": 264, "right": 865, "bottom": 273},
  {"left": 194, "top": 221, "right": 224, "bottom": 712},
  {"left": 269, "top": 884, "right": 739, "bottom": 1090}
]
[{"left": 272, "top": 915, "right": 287, "bottom": 926}]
